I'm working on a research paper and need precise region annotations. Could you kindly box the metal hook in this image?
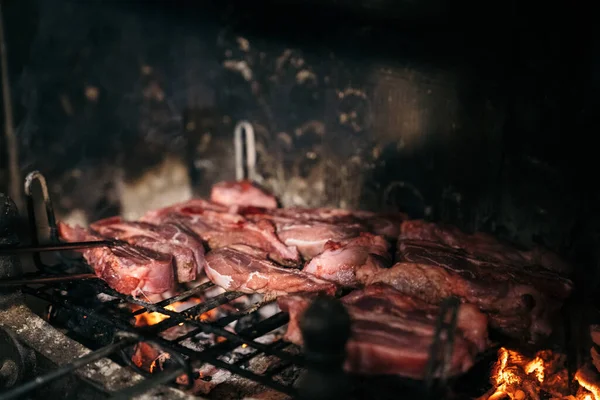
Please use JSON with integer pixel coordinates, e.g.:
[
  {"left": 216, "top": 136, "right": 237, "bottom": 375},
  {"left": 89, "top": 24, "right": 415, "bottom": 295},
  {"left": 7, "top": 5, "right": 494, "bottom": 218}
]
[
  {"left": 24, "top": 171, "right": 59, "bottom": 271},
  {"left": 234, "top": 121, "right": 257, "bottom": 181}
]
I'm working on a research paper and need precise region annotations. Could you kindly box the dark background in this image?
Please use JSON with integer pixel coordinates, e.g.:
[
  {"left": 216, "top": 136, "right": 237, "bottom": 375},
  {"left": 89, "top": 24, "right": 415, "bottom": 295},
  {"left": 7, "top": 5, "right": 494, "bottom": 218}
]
[{"left": 0, "top": 0, "right": 597, "bottom": 293}]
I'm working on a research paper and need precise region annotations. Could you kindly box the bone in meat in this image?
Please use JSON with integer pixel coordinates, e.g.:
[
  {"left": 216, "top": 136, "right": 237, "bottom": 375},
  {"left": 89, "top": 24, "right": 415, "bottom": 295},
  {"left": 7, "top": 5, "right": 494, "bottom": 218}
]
[
  {"left": 303, "top": 233, "right": 391, "bottom": 287},
  {"left": 205, "top": 245, "right": 337, "bottom": 297},
  {"left": 275, "top": 222, "right": 363, "bottom": 260}
]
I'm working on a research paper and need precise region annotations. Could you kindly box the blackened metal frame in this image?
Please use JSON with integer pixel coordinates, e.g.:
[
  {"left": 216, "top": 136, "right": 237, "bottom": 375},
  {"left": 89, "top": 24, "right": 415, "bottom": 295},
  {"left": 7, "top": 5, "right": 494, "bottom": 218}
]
[{"left": 0, "top": 171, "right": 460, "bottom": 399}]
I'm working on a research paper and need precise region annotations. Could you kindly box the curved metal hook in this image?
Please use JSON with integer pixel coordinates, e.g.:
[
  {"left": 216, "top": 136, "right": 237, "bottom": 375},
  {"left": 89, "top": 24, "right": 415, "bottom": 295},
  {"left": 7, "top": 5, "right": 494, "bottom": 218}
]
[
  {"left": 234, "top": 121, "right": 256, "bottom": 181},
  {"left": 23, "top": 171, "right": 59, "bottom": 270}
]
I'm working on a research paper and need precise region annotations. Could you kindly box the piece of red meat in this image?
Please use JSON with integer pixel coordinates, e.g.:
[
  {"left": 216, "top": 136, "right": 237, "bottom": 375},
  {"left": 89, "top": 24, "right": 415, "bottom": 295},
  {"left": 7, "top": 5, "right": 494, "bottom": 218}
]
[
  {"left": 278, "top": 283, "right": 488, "bottom": 379},
  {"left": 275, "top": 222, "right": 363, "bottom": 260},
  {"left": 358, "top": 239, "right": 573, "bottom": 342},
  {"left": 210, "top": 180, "right": 278, "bottom": 209},
  {"left": 399, "top": 220, "right": 571, "bottom": 274},
  {"left": 204, "top": 245, "right": 337, "bottom": 297},
  {"left": 58, "top": 222, "right": 175, "bottom": 297},
  {"left": 90, "top": 216, "right": 206, "bottom": 283},
  {"left": 237, "top": 206, "right": 406, "bottom": 241},
  {"left": 141, "top": 200, "right": 300, "bottom": 266},
  {"left": 303, "top": 233, "right": 391, "bottom": 287}
]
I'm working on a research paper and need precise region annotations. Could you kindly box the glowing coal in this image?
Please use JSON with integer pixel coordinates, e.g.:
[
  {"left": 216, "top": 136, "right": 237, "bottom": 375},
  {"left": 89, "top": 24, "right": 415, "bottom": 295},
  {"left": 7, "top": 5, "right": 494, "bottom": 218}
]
[{"left": 483, "top": 348, "right": 600, "bottom": 400}]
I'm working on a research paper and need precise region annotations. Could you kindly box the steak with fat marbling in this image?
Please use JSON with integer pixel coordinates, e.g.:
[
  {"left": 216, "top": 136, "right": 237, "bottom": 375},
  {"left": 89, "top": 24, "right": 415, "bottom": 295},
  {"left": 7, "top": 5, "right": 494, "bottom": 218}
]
[
  {"left": 205, "top": 245, "right": 337, "bottom": 297},
  {"left": 90, "top": 216, "right": 206, "bottom": 283},
  {"left": 399, "top": 220, "right": 571, "bottom": 274},
  {"left": 58, "top": 222, "right": 175, "bottom": 297},
  {"left": 141, "top": 199, "right": 301, "bottom": 266},
  {"left": 278, "top": 283, "right": 488, "bottom": 379},
  {"left": 358, "top": 239, "right": 573, "bottom": 342}
]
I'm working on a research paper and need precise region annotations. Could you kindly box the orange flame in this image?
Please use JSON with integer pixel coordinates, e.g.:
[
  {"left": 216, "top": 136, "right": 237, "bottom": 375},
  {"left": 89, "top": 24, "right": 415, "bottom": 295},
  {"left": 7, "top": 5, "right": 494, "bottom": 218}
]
[
  {"left": 575, "top": 367, "right": 600, "bottom": 400},
  {"left": 524, "top": 355, "right": 545, "bottom": 384},
  {"left": 133, "top": 298, "right": 205, "bottom": 327},
  {"left": 487, "top": 348, "right": 600, "bottom": 400},
  {"left": 492, "top": 347, "right": 533, "bottom": 393}
]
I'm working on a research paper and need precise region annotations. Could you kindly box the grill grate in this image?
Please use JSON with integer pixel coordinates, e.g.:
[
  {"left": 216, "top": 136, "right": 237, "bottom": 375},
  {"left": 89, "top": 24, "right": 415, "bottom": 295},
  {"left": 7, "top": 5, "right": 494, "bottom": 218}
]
[
  {"left": 17, "top": 278, "right": 301, "bottom": 398},
  {"left": 0, "top": 172, "right": 303, "bottom": 399}
]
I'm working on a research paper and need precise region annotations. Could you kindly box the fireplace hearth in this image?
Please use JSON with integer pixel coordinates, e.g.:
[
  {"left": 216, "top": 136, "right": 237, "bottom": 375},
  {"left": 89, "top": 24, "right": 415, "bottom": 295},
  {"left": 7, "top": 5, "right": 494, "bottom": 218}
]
[{"left": 0, "top": 0, "right": 596, "bottom": 399}]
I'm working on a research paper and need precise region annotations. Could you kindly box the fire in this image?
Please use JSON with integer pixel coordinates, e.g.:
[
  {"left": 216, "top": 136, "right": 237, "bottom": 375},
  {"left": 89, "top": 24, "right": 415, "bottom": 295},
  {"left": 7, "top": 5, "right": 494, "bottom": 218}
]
[
  {"left": 132, "top": 298, "right": 214, "bottom": 327},
  {"left": 485, "top": 348, "right": 600, "bottom": 400},
  {"left": 524, "top": 355, "right": 545, "bottom": 383},
  {"left": 575, "top": 365, "right": 600, "bottom": 400},
  {"left": 133, "top": 304, "right": 176, "bottom": 326},
  {"left": 491, "top": 347, "right": 543, "bottom": 396}
]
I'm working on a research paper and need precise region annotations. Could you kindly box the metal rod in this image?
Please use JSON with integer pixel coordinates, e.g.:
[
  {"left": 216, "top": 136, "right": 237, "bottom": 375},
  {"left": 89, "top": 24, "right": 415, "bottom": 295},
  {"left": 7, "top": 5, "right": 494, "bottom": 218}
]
[
  {"left": 0, "top": 339, "right": 136, "bottom": 400},
  {"left": 0, "top": 240, "right": 117, "bottom": 255},
  {"left": 130, "top": 281, "right": 215, "bottom": 316},
  {"left": 109, "top": 367, "right": 185, "bottom": 400},
  {"left": 0, "top": 273, "right": 97, "bottom": 287},
  {"left": 24, "top": 284, "right": 298, "bottom": 396},
  {"left": 0, "top": 1, "right": 22, "bottom": 211}
]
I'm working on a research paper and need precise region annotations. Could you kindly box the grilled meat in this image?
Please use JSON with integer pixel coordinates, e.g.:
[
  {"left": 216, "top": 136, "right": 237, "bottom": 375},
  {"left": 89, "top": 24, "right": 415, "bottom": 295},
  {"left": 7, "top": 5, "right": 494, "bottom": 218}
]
[
  {"left": 358, "top": 239, "right": 573, "bottom": 342},
  {"left": 141, "top": 200, "right": 301, "bottom": 266},
  {"left": 210, "top": 180, "right": 278, "bottom": 209},
  {"left": 399, "top": 219, "right": 570, "bottom": 274},
  {"left": 303, "top": 233, "right": 391, "bottom": 287},
  {"left": 238, "top": 206, "right": 406, "bottom": 241},
  {"left": 278, "top": 283, "right": 488, "bottom": 379},
  {"left": 205, "top": 245, "right": 337, "bottom": 297},
  {"left": 90, "top": 216, "right": 206, "bottom": 283},
  {"left": 58, "top": 222, "right": 175, "bottom": 297},
  {"left": 275, "top": 222, "right": 363, "bottom": 260}
]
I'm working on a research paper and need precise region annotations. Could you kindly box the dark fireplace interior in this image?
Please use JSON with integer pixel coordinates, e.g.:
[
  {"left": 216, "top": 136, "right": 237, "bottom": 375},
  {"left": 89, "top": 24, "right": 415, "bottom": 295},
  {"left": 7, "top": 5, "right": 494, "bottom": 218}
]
[{"left": 0, "top": 0, "right": 597, "bottom": 399}]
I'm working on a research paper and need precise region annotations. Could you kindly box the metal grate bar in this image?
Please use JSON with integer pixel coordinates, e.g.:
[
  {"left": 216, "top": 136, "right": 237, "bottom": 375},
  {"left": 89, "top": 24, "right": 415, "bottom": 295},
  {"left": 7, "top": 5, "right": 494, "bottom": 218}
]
[
  {"left": 181, "top": 290, "right": 245, "bottom": 318},
  {"left": 263, "top": 360, "right": 295, "bottom": 379},
  {"left": 233, "top": 340, "right": 290, "bottom": 367},
  {"left": 23, "top": 284, "right": 298, "bottom": 395},
  {"left": 109, "top": 367, "right": 186, "bottom": 400},
  {"left": 166, "top": 340, "right": 296, "bottom": 395},
  {"left": 25, "top": 281, "right": 298, "bottom": 363},
  {"left": 0, "top": 339, "right": 136, "bottom": 400},
  {"left": 99, "top": 286, "right": 298, "bottom": 361},
  {"left": 131, "top": 281, "right": 215, "bottom": 317},
  {"left": 163, "top": 300, "right": 269, "bottom": 343},
  {"left": 12, "top": 171, "right": 303, "bottom": 398},
  {"left": 195, "top": 313, "right": 292, "bottom": 360},
  {"left": 23, "top": 281, "right": 301, "bottom": 389}
]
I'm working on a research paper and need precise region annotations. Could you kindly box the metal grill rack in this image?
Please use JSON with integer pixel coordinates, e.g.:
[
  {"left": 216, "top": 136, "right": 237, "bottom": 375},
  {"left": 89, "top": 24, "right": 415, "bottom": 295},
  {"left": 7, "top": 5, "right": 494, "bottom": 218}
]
[{"left": 0, "top": 171, "right": 460, "bottom": 399}]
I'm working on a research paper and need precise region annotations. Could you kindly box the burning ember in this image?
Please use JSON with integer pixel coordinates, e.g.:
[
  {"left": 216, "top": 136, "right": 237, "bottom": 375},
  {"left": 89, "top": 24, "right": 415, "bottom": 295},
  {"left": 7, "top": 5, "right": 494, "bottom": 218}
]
[
  {"left": 124, "top": 294, "right": 296, "bottom": 396},
  {"left": 131, "top": 298, "right": 218, "bottom": 327},
  {"left": 482, "top": 348, "right": 600, "bottom": 400}
]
